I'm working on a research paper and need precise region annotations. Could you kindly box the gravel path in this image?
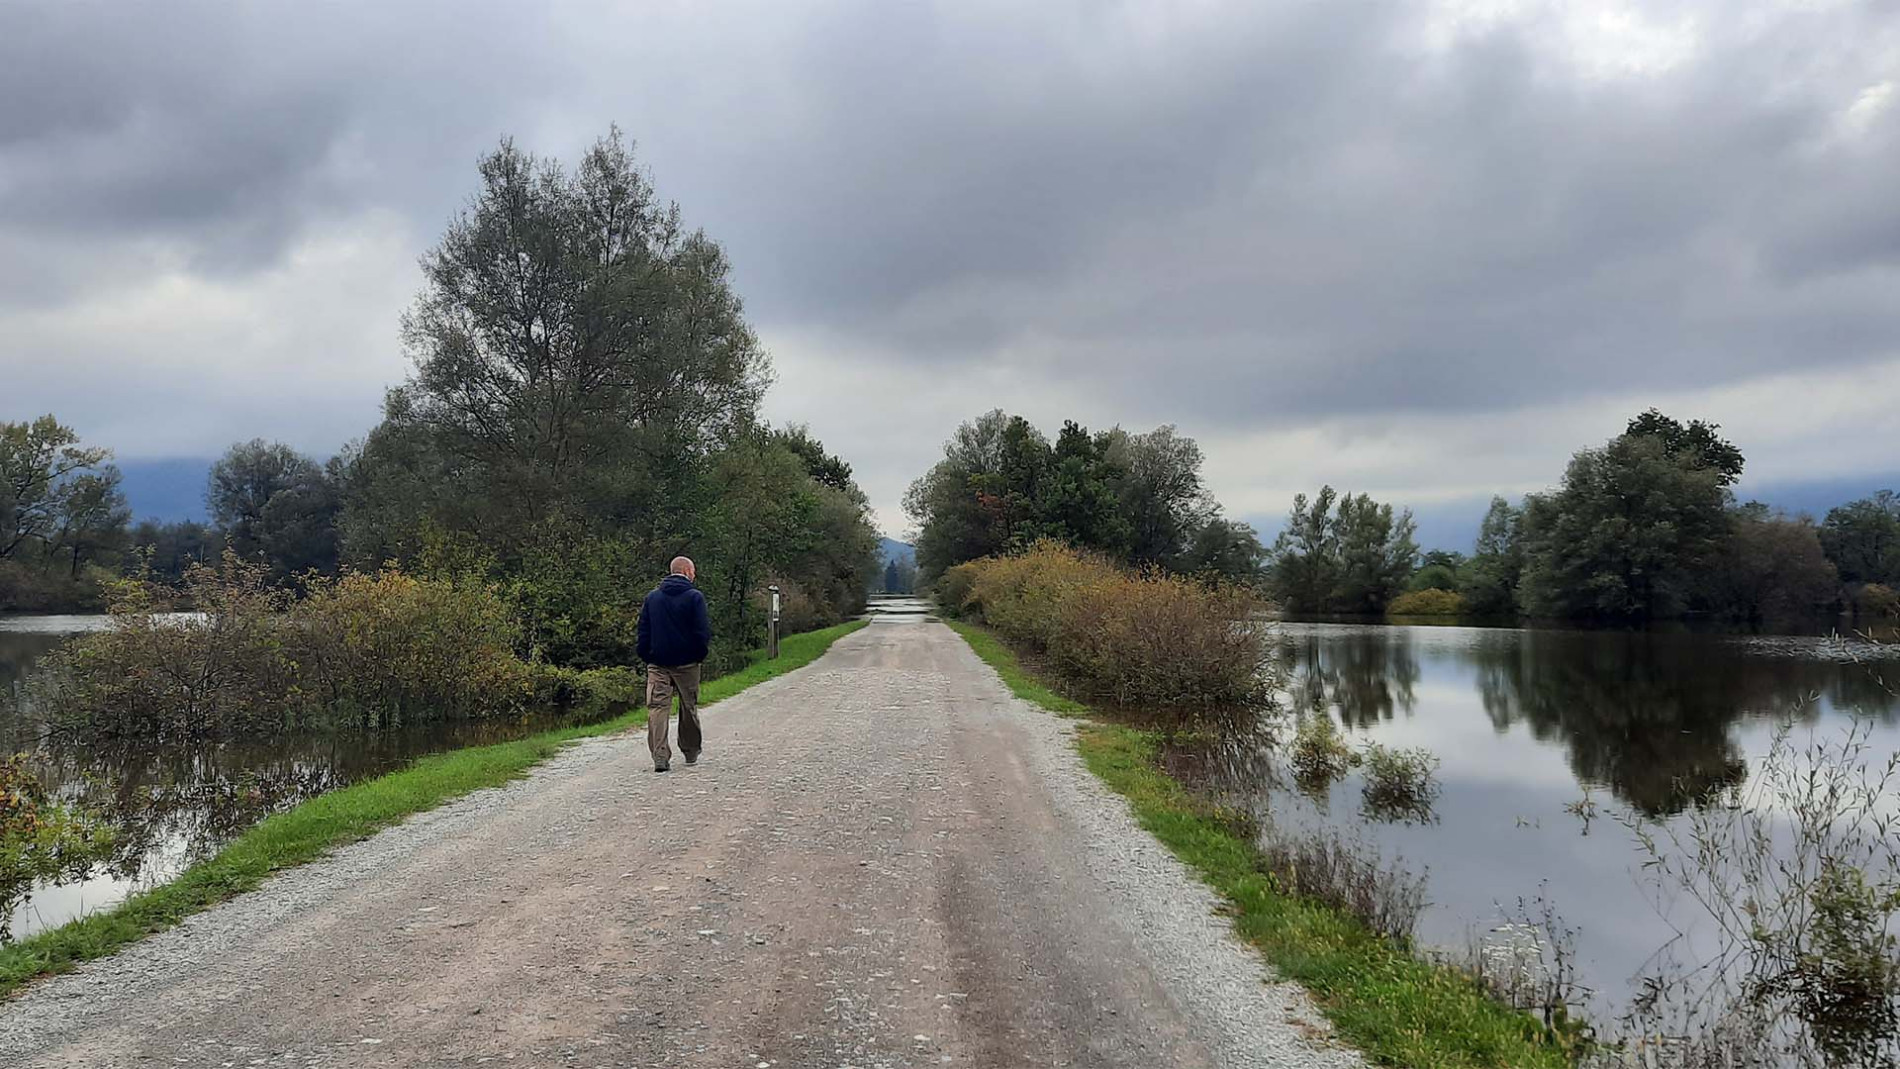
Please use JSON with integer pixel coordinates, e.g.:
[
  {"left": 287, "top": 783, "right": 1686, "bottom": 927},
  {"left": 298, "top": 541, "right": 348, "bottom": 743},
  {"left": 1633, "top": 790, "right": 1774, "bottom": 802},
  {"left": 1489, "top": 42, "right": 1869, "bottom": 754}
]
[{"left": 0, "top": 615, "right": 1361, "bottom": 1068}]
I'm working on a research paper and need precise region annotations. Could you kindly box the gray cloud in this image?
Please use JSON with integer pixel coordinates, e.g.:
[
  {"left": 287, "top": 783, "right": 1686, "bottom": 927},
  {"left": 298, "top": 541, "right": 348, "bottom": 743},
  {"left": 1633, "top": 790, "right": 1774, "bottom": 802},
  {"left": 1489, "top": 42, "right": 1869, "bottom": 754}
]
[{"left": 1, "top": 0, "right": 1896, "bottom": 537}]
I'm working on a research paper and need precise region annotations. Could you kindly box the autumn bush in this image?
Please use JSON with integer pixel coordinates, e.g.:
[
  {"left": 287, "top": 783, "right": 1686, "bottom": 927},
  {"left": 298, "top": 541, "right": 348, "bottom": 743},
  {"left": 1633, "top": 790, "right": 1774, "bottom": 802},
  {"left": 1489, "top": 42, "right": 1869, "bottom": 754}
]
[
  {"left": 931, "top": 563, "right": 981, "bottom": 619},
  {"left": 1, "top": 754, "right": 116, "bottom": 936},
  {"left": 25, "top": 555, "right": 538, "bottom": 743},
  {"left": 27, "top": 556, "right": 301, "bottom": 743},
  {"left": 295, "top": 569, "right": 530, "bottom": 728},
  {"left": 1856, "top": 583, "right": 1900, "bottom": 619},
  {"left": 945, "top": 542, "right": 1270, "bottom": 711},
  {"left": 1387, "top": 588, "right": 1467, "bottom": 617}
]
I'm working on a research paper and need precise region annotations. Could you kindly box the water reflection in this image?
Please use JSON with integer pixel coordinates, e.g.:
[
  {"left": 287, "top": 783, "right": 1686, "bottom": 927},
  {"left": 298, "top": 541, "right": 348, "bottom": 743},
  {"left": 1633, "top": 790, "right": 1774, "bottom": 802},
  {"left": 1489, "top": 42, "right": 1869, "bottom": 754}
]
[
  {"left": 1281, "top": 628, "right": 1420, "bottom": 727},
  {"left": 1274, "top": 624, "right": 1898, "bottom": 815},
  {"left": 1187, "top": 620, "right": 1900, "bottom": 1037},
  {"left": 1, "top": 630, "right": 68, "bottom": 702},
  {"left": 1, "top": 618, "right": 606, "bottom": 940}
]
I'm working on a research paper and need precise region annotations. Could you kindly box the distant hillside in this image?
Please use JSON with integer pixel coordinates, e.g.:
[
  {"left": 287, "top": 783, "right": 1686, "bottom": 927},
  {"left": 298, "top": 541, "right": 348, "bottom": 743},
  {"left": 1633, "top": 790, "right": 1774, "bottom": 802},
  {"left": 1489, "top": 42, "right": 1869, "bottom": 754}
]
[
  {"left": 117, "top": 458, "right": 213, "bottom": 522},
  {"left": 878, "top": 537, "right": 914, "bottom": 566}
]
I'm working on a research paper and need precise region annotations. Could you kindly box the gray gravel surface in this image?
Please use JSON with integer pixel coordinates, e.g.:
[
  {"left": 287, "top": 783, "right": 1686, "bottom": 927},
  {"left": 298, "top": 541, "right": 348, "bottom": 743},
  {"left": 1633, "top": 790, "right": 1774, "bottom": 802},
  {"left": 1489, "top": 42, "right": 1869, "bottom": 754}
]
[{"left": 0, "top": 615, "right": 1361, "bottom": 1068}]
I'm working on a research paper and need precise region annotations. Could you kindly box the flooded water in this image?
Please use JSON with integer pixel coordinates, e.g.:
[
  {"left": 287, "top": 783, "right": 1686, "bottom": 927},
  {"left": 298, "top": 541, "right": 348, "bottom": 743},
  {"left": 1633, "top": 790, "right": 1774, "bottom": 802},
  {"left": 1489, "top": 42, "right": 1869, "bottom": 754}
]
[
  {"left": 0, "top": 615, "right": 604, "bottom": 940},
  {"left": 1178, "top": 620, "right": 1900, "bottom": 1029}
]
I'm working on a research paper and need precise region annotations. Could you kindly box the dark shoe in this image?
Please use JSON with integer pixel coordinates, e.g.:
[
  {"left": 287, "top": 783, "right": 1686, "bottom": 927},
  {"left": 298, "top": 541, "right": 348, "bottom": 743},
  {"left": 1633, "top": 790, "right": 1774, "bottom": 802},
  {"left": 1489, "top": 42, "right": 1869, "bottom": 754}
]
[
  {"left": 654, "top": 762, "right": 670, "bottom": 773},
  {"left": 684, "top": 751, "right": 699, "bottom": 766}
]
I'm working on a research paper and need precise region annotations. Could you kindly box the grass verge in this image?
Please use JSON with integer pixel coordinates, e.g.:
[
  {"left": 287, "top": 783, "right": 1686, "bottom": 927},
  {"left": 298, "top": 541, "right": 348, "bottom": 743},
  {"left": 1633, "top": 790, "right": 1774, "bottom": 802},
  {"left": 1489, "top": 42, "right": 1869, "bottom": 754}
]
[
  {"left": 0, "top": 619, "right": 867, "bottom": 999},
  {"left": 947, "top": 619, "right": 1574, "bottom": 1069},
  {"left": 944, "top": 621, "right": 1090, "bottom": 716}
]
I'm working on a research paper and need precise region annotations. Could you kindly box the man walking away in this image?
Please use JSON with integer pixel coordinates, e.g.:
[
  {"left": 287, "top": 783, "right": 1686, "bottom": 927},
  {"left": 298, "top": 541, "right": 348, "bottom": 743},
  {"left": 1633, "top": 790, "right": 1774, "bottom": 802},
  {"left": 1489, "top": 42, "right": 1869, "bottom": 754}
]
[{"left": 637, "top": 556, "right": 712, "bottom": 772}]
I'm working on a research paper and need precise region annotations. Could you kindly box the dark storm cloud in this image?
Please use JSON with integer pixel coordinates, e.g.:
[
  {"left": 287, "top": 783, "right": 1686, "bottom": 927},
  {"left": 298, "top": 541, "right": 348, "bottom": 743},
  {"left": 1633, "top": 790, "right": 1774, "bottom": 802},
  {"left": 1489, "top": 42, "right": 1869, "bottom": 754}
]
[
  {"left": 0, "top": 0, "right": 559, "bottom": 278},
  {"left": 723, "top": 1, "right": 1900, "bottom": 425}
]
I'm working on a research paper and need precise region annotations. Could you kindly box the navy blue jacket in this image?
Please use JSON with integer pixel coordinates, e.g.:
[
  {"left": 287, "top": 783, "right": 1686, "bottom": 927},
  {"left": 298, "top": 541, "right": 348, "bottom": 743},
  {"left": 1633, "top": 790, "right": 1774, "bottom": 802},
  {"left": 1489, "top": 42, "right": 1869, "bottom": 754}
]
[{"left": 637, "top": 574, "right": 712, "bottom": 668}]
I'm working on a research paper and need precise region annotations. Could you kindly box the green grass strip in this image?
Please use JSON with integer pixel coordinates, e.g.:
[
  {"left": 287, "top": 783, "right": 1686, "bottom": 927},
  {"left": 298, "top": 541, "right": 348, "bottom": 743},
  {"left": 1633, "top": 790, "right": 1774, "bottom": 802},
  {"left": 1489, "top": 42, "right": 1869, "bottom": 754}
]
[
  {"left": 948, "top": 619, "right": 1574, "bottom": 1069},
  {"left": 944, "top": 621, "right": 1090, "bottom": 716},
  {"left": 0, "top": 619, "right": 867, "bottom": 999}
]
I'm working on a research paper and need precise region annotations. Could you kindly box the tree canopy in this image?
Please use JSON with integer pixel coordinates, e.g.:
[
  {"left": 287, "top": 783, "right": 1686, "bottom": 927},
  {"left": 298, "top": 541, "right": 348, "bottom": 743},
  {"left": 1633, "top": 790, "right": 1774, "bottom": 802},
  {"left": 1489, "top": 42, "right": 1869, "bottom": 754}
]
[
  {"left": 341, "top": 130, "right": 873, "bottom": 665},
  {"left": 904, "top": 410, "right": 1261, "bottom": 584},
  {"left": 9, "top": 131, "right": 881, "bottom": 663},
  {"left": 1267, "top": 487, "right": 1419, "bottom": 614}
]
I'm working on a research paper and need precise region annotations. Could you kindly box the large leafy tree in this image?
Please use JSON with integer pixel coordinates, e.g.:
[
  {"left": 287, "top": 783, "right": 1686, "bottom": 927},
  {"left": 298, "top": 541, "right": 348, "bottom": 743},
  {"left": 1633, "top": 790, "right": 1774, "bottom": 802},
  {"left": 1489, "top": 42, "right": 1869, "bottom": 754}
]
[
  {"left": 1033, "top": 421, "right": 1131, "bottom": 554},
  {"left": 1408, "top": 550, "right": 1467, "bottom": 593},
  {"left": 206, "top": 439, "right": 339, "bottom": 581},
  {"left": 1819, "top": 490, "right": 1900, "bottom": 587},
  {"left": 1457, "top": 496, "right": 1523, "bottom": 616},
  {"left": 0, "top": 416, "right": 112, "bottom": 561},
  {"left": 1269, "top": 487, "right": 1338, "bottom": 613},
  {"left": 1177, "top": 517, "right": 1267, "bottom": 582},
  {"left": 1268, "top": 486, "right": 1418, "bottom": 613},
  {"left": 1624, "top": 409, "right": 1744, "bottom": 486},
  {"left": 387, "top": 129, "right": 768, "bottom": 543},
  {"left": 905, "top": 410, "right": 1021, "bottom": 579},
  {"left": 1717, "top": 507, "right": 1839, "bottom": 621},
  {"left": 1516, "top": 429, "right": 1735, "bottom": 620},
  {"left": 49, "top": 469, "right": 131, "bottom": 578},
  {"left": 341, "top": 130, "right": 872, "bottom": 665},
  {"left": 906, "top": 411, "right": 1250, "bottom": 582},
  {"left": 1100, "top": 424, "right": 1216, "bottom": 566}
]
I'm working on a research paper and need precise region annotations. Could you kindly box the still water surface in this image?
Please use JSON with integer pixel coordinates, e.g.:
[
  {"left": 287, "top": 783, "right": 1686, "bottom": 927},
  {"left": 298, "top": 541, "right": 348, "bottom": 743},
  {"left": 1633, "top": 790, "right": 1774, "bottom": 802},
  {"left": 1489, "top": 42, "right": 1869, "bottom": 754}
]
[
  {"left": 1181, "top": 620, "right": 1900, "bottom": 1020},
  {"left": 0, "top": 616, "right": 604, "bottom": 940}
]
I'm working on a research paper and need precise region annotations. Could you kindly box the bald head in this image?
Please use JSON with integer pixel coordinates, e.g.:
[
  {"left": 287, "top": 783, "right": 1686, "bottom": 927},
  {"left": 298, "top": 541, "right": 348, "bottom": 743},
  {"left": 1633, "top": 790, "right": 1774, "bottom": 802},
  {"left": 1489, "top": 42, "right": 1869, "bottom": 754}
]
[{"left": 669, "top": 556, "right": 696, "bottom": 580}]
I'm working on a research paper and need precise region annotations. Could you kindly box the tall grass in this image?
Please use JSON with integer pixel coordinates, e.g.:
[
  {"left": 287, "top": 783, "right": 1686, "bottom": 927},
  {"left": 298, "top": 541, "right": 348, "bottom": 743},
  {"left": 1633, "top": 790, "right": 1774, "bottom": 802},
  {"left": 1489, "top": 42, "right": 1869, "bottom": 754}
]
[{"left": 939, "top": 542, "right": 1269, "bottom": 716}]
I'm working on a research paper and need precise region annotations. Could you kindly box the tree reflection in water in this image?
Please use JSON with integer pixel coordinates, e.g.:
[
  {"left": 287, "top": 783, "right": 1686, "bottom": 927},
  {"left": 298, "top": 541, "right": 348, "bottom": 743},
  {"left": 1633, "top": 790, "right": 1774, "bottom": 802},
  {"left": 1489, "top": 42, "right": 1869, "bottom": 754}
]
[
  {"left": 3, "top": 710, "right": 589, "bottom": 939},
  {"left": 1272, "top": 623, "right": 1898, "bottom": 817}
]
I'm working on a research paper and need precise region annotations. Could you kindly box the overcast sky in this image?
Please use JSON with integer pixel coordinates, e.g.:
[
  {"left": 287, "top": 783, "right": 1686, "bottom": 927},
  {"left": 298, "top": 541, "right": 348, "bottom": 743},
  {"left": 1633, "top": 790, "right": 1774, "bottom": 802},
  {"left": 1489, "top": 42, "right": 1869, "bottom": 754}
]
[{"left": 3, "top": 0, "right": 1897, "bottom": 543}]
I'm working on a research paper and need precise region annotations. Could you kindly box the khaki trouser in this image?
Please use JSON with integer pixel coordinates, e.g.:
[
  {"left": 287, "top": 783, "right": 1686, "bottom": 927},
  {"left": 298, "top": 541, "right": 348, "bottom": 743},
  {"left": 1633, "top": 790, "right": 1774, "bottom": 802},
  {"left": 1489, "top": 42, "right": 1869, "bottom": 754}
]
[{"left": 646, "top": 663, "right": 702, "bottom": 767}]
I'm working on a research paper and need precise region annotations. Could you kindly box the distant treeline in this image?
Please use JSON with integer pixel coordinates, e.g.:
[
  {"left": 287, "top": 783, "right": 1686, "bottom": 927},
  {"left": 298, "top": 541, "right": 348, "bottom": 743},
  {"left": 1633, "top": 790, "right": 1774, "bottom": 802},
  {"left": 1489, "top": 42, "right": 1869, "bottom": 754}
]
[
  {"left": 909, "top": 408, "right": 1897, "bottom": 625},
  {"left": 1, "top": 129, "right": 880, "bottom": 668},
  {"left": 1267, "top": 410, "right": 1896, "bottom": 622}
]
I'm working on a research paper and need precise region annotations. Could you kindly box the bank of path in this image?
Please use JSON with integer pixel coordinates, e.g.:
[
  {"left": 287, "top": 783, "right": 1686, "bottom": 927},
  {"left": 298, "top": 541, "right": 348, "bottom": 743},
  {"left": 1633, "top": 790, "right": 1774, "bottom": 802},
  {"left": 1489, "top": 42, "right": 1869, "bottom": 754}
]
[{"left": 0, "top": 612, "right": 1358, "bottom": 1068}]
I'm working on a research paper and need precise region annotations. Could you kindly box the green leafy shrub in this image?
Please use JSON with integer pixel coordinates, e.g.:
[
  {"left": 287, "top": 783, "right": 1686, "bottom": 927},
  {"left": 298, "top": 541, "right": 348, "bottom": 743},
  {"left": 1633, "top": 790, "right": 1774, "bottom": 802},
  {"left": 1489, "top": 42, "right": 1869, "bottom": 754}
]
[
  {"left": 1290, "top": 713, "right": 1356, "bottom": 795},
  {"left": 27, "top": 556, "right": 541, "bottom": 742},
  {"left": 758, "top": 576, "right": 824, "bottom": 636},
  {"left": 931, "top": 562, "right": 980, "bottom": 618},
  {"left": 29, "top": 555, "right": 299, "bottom": 743},
  {"left": 295, "top": 568, "right": 530, "bottom": 727},
  {"left": 525, "top": 664, "right": 641, "bottom": 717},
  {"left": 1, "top": 754, "right": 116, "bottom": 938},
  {"left": 1360, "top": 741, "right": 1441, "bottom": 822},
  {"left": 1388, "top": 588, "right": 1468, "bottom": 617},
  {"left": 950, "top": 542, "right": 1269, "bottom": 714}
]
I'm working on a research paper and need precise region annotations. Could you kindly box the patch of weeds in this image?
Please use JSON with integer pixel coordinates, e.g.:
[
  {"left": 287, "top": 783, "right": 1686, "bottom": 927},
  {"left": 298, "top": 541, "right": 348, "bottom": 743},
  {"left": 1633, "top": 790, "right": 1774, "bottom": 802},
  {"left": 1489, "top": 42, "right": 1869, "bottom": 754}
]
[
  {"left": 1360, "top": 741, "right": 1441, "bottom": 823},
  {"left": 1563, "top": 790, "right": 1599, "bottom": 836},
  {"left": 1458, "top": 888, "right": 1592, "bottom": 1050},
  {"left": 1258, "top": 820, "right": 1428, "bottom": 943},
  {"left": 1290, "top": 714, "right": 1356, "bottom": 797},
  {"left": 1611, "top": 717, "right": 1900, "bottom": 1067}
]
